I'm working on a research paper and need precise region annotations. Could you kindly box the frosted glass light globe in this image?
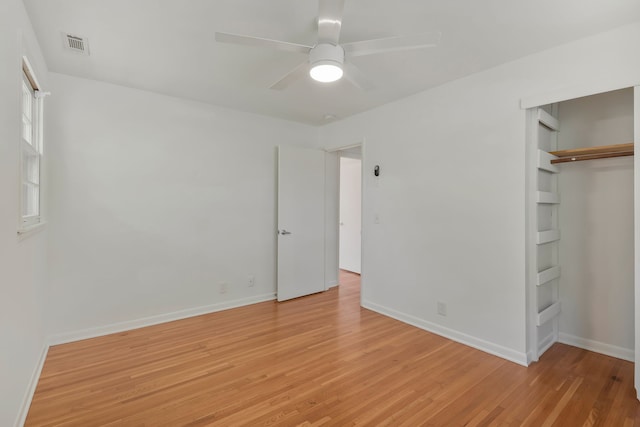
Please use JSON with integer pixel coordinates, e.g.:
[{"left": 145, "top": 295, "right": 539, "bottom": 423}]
[{"left": 310, "top": 62, "right": 343, "bottom": 83}]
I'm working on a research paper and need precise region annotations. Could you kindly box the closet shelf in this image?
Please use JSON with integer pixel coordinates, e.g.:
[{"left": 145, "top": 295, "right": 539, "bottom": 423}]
[
  {"left": 549, "top": 143, "right": 633, "bottom": 164},
  {"left": 537, "top": 302, "right": 561, "bottom": 327},
  {"left": 536, "top": 191, "right": 560, "bottom": 204}
]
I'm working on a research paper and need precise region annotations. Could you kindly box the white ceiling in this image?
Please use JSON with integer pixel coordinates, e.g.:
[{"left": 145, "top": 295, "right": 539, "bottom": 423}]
[{"left": 24, "top": 0, "right": 640, "bottom": 125}]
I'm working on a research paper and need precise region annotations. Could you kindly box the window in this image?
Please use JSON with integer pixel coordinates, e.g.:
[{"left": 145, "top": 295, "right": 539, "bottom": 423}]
[{"left": 20, "top": 58, "right": 44, "bottom": 230}]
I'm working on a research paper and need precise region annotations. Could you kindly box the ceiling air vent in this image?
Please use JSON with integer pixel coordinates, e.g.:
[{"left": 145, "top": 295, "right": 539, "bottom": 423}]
[{"left": 62, "top": 33, "right": 90, "bottom": 56}]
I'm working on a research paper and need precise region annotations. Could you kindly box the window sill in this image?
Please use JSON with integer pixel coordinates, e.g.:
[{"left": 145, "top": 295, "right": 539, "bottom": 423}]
[{"left": 17, "top": 221, "right": 47, "bottom": 238}]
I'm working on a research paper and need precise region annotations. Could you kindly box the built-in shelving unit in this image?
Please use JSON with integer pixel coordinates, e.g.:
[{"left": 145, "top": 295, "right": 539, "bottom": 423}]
[
  {"left": 537, "top": 266, "right": 561, "bottom": 287},
  {"left": 526, "top": 106, "right": 562, "bottom": 363},
  {"left": 537, "top": 301, "right": 561, "bottom": 326},
  {"left": 537, "top": 230, "right": 560, "bottom": 245},
  {"left": 537, "top": 149, "right": 560, "bottom": 173},
  {"left": 526, "top": 89, "right": 636, "bottom": 383},
  {"left": 536, "top": 191, "right": 560, "bottom": 204},
  {"left": 550, "top": 142, "right": 634, "bottom": 163}
]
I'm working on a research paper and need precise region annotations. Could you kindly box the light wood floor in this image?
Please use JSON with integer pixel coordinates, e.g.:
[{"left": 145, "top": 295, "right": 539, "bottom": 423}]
[{"left": 27, "top": 271, "right": 639, "bottom": 426}]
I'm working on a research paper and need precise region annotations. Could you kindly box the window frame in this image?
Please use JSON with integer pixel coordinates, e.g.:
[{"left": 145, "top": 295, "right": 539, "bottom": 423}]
[{"left": 18, "top": 57, "right": 45, "bottom": 233}]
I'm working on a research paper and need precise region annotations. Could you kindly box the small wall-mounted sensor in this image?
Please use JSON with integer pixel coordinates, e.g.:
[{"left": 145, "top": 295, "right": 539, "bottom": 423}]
[{"left": 374, "top": 165, "right": 380, "bottom": 176}]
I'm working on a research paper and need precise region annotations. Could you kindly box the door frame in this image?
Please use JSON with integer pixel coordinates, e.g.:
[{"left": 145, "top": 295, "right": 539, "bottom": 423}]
[
  {"left": 326, "top": 141, "right": 366, "bottom": 306},
  {"left": 634, "top": 85, "right": 640, "bottom": 399}
]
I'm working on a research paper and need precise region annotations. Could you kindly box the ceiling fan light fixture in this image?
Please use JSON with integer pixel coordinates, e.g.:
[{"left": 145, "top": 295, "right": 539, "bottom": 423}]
[
  {"left": 310, "top": 61, "right": 343, "bottom": 83},
  {"left": 309, "top": 43, "right": 345, "bottom": 83}
]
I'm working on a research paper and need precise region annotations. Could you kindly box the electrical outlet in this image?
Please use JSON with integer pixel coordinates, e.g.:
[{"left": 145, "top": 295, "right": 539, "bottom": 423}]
[
  {"left": 437, "top": 301, "right": 447, "bottom": 316},
  {"left": 248, "top": 275, "right": 255, "bottom": 287},
  {"left": 219, "top": 282, "right": 228, "bottom": 294}
]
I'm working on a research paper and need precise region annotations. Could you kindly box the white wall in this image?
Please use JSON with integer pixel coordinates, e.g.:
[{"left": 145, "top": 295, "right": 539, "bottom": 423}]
[
  {"left": 557, "top": 89, "right": 634, "bottom": 358},
  {"left": 46, "top": 73, "right": 318, "bottom": 339},
  {"left": 320, "top": 22, "right": 640, "bottom": 364},
  {"left": 0, "top": 1, "right": 49, "bottom": 425}
]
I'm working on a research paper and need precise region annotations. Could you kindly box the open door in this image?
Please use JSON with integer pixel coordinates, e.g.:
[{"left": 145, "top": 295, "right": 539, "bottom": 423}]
[{"left": 277, "top": 145, "right": 325, "bottom": 301}]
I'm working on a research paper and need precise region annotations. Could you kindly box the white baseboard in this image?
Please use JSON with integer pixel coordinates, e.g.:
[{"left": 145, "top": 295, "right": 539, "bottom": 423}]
[
  {"left": 362, "top": 300, "right": 528, "bottom": 367},
  {"left": 526, "top": 350, "right": 536, "bottom": 365},
  {"left": 326, "top": 280, "right": 338, "bottom": 289},
  {"left": 538, "top": 332, "right": 556, "bottom": 357},
  {"left": 49, "top": 293, "right": 276, "bottom": 345},
  {"left": 558, "top": 332, "right": 634, "bottom": 362},
  {"left": 15, "top": 343, "right": 49, "bottom": 427}
]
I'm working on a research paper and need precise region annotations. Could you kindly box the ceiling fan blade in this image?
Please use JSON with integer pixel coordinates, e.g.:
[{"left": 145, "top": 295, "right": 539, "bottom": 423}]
[
  {"left": 317, "top": 0, "right": 345, "bottom": 44},
  {"left": 269, "top": 62, "right": 310, "bottom": 90},
  {"left": 343, "top": 31, "right": 441, "bottom": 57},
  {"left": 343, "top": 62, "right": 374, "bottom": 91},
  {"left": 215, "top": 32, "right": 312, "bottom": 55}
]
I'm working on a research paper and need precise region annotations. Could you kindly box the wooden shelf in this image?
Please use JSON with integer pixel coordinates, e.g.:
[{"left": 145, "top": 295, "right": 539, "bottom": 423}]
[{"left": 549, "top": 143, "right": 633, "bottom": 164}]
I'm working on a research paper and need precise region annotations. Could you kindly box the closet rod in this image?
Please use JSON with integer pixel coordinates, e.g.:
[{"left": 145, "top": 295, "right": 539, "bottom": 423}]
[{"left": 550, "top": 142, "right": 634, "bottom": 164}]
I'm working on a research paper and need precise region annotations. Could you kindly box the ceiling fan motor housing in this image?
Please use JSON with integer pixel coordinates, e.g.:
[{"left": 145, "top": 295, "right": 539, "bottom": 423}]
[{"left": 310, "top": 43, "right": 345, "bottom": 68}]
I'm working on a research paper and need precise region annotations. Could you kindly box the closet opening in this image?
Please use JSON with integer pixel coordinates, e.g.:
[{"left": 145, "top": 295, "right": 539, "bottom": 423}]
[{"left": 526, "top": 88, "right": 635, "bottom": 368}]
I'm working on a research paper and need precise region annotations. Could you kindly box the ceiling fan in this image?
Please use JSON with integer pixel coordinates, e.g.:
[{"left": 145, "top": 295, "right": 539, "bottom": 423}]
[{"left": 215, "top": 0, "right": 441, "bottom": 90}]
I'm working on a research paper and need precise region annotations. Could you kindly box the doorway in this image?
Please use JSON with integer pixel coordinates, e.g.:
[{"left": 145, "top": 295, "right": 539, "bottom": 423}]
[
  {"left": 324, "top": 142, "right": 365, "bottom": 303},
  {"left": 339, "top": 153, "right": 362, "bottom": 274},
  {"left": 332, "top": 145, "right": 363, "bottom": 293}
]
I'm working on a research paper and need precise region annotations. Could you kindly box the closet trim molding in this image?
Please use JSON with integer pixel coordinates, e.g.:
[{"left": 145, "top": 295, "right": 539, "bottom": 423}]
[{"left": 520, "top": 79, "right": 639, "bottom": 110}]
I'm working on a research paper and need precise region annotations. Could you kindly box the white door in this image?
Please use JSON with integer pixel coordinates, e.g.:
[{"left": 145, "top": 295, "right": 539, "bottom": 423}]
[
  {"left": 339, "top": 157, "right": 362, "bottom": 273},
  {"left": 277, "top": 145, "right": 325, "bottom": 301}
]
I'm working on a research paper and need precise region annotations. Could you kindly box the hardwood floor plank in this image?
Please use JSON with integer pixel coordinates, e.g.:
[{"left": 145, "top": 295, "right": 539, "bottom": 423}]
[{"left": 25, "top": 271, "right": 640, "bottom": 426}]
